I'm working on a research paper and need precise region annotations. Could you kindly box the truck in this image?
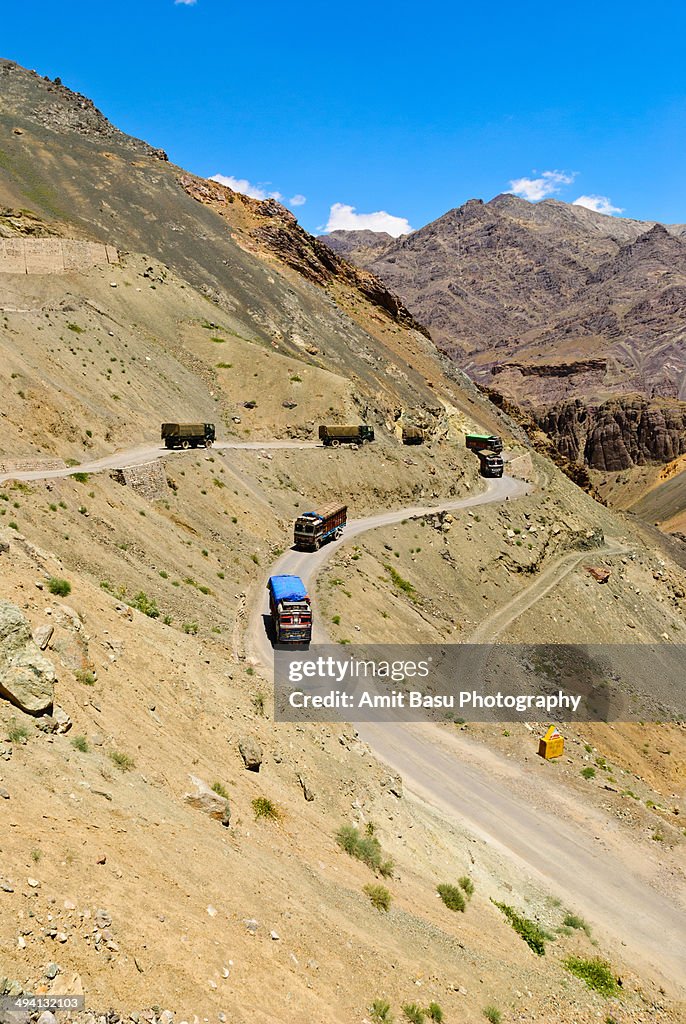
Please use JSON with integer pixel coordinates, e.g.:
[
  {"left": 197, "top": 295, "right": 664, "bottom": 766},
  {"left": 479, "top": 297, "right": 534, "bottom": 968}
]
[
  {"left": 161, "top": 422, "right": 215, "bottom": 449},
  {"left": 294, "top": 502, "right": 347, "bottom": 551},
  {"left": 318, "top": 424, "right": 375, "bottom": 447},
  {"left": 465, "top": 433, "right": 503, "bottom": 453},
  {"left": 267, "top": 575, "right": 312, "bottom": 645},
  {"left": 402, "top": 426, "right": 425, "bottom": 445},
  {"left": 477, "top": 449, "right": 504, "bottom": 478}
]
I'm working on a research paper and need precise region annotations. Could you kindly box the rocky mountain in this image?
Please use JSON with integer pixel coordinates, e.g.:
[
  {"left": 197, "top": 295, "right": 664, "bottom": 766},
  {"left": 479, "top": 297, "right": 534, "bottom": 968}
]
[
  {"left": 319, "top": 194, "right": 686, "bottom": 511},
  {"left": 2, "top": 58, "right": 686, "bottom": 1023}
]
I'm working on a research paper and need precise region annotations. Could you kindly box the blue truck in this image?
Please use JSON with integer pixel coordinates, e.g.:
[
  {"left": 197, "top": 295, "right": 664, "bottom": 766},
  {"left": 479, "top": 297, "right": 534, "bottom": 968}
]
[{"left": 267, "top": 575, "right": 312, "bottom": 645}]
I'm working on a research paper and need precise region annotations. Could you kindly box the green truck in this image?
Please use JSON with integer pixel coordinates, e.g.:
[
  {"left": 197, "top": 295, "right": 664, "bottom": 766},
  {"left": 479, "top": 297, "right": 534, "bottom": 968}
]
[
  {"left": 161, "top": 423, "right": 215, "bottom": 449},
  {"left": 318, "top": 424, "right": 375, "bottom": 447},
  {"left": 465, "top": 433, "right": 503, "bottom": 453}
]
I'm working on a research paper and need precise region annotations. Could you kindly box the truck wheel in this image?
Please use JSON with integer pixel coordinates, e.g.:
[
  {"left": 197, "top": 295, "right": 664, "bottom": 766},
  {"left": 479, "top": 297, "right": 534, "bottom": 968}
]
[
  {"left": 335, "top": 528, "right": 343, "bottom": 540},
  {"left": 181, "top": 440, "right": 190, "bottom": 449},
  {"left": 205, "top": 439, "right": 213, "bottom": 447},
  {"left": 331, "top": 439, "right": 340, "bottom": 448}
]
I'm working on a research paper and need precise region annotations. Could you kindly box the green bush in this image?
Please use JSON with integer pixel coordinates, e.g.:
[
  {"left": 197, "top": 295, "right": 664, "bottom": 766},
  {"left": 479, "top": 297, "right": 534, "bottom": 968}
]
[
  {"left": 426, "top": 1003, "right": 444, "bottom": 1022},
  {"left": 7, "top": 719, "right": 29, "bottom": 744},
  {"left": 459, "top": 875, "right": 475, "bottom": 897},
  {"left": 363, "top": 884, "right": 392, "bottom": 912},
  {"left": 401, "top": 1005, "right": 425, "bottom": 1024},
  {"left": 335, "top": 824, "right": 394, "bottom": 877},
  {"left": 183, "top": 622, "right": 199, "bottom": 634},
  {"left": 71, "top": 735, "right": 89, "bottom": 753},
  {"left": 252, "top": 797, "right": 282, "bottom": 821},
  {"left": 563, "top": 956, "right": 618, "bottom": 996},
  {"left": 563, "top": 913, "right": 591, "bottom": 936},
  {"left": 581, "top": 766, "right": 596, "bottom": 780},
  {"left": 370, "top": 1000, "right": 393, "bottom": 1023},
  {"left": 75, "top": 669, "right": 96, "bottom": 686},
  {"left": 437, "top": 883, "right": 466, "bottom": 912},
  {"left": 109, "top": 750, "right": 135, "bottom": 771},
  {"left": 47, "top": 577, "right": 71, "bottom": 596},
  {"left": 72, "top": 471, "right": 89, "bottom": 483},
  {"left": 483, "top": 1008, "right": 501, "bottom": 1024},
  {"left": 493, "top": 901, "right": 547, "bottom": 955},
  {"left": 132, "top": 592, "right": 160, "bottom": 618},
  {"left": 211, "top": 782, "right": 230, "bottom": 799}
]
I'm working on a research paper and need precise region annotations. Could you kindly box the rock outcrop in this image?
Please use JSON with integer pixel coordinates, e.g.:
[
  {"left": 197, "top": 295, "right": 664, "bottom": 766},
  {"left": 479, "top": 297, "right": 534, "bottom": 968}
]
[
  {"left": 0, "top": 601, "right": 56, "bottom": 714},
  {"left": 535, "top": 397, "right": 686, "bottom": 471}
]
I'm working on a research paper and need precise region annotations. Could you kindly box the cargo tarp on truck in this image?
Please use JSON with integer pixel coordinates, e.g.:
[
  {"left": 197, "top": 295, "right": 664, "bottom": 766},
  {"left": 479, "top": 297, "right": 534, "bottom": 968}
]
[
  {"left": 161, "top": 423, "right": 215, "bottom": 449},
  {"left": 318, "top": 425, "right": 375, "bottom": 446},
  {"left": 268, "top": 575, "right": 312, "bottom": 645},
  {"left": 465, "top": 433, "right": 503, "bottom": 453},
  {"left": 294, "top": 502, "right": 347, "bottom": 550},
  {"left": 269, "top": 575, "right": 309, "bottom": 603}
]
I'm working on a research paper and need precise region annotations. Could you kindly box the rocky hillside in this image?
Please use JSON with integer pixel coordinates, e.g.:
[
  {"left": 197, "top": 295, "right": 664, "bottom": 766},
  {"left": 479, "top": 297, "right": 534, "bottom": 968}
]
[{"left": 1, "top": 58, "right": 686, "bottom": 1023}]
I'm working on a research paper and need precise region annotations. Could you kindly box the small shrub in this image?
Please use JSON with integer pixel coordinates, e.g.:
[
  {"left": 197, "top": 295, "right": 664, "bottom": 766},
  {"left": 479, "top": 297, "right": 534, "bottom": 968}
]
[
  {"left": 402, "top": 1005, "right": 425, "bottom": 1024},
  {"left": 336, "top": 824, "right": 394, "bottom": 876},
  {"left": 8, "top": 719, "right": 29, "bottom": 744},
  {"left": 132, "top": 592, "right": 160, "bottom": 618},
  {"left": 48, "top": 577, "right": 71, "bottom": 596},
  {"left": 563, "top": 913, "right": 591, "bottom": 936},
  {"left": 564, "top": 956, "right": 618, "bottom": 996},
  {"left": 370, "top": 1000, "right": 393, "bottom": 1023},
  {"left": 211, "top": 781, "right": 230, "bottom": 799},
  {"left": 426, "top": 1003, "right": 444, "bottom": 1022},
  {"left": 71, "top": 735, "right": 89, "bottom": 753},
  {"left": 75, "top": 669, "right": 96, "bottom": 686},
  {"left": 581, "top": 766, "right": 596, "bottom": 780},
  {"left": 251, "top": 692, "right": 266, "bottom": 716},
  {"left": 109, "top": 750, "right": 135, "bottom": 771},
  {"left": 72, "top": 472, "right": 89, "bottom": 483},
  {"left": 252, "top": 797, "right": 282, "bottom": 821},
  {"left": 183, "top": 622, "right": 199, "bottom": 635},
  {"left": 384, "top": 564, "right": 416, "bottom": 601},
  {"left": 363, "top": 884, "right": 392, "bottom": 912},
  {"left": 31, "top": 848, "right": 42, "bottom": 863},
  {"left": 459, "top": 875, "right": 475, "bottom": 897},
  {"left": 493, "top": 901, "right": 547, "bottom": 955},
  {"left": 483, "top": 1008, "right": 501, "bottom": 1024},
  {"left": 332, "top": 614, "right": 341, "bottom": 625},
  {"left": 251, "top": 553, "right": 260, "bottom": 565},
  {"left": 437, "top": 883, "right": 466, "bottom": 912}
]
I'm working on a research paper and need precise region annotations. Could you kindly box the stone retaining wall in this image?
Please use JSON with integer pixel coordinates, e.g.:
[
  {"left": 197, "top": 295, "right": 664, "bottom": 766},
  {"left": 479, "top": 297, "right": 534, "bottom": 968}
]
[{"left": 0, "top": 238, "right": 119, "bottom": 274}]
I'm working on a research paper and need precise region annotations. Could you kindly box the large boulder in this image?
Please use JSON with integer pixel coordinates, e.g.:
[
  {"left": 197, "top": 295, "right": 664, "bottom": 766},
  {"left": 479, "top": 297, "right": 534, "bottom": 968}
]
[
  {"left": 0, "top": 602, "right": 55, "bottom": 714},
  {"left": 238, "top": 736, "right": 263, "bottom": 772},
  {"left": 184, "top": 775, "right": 231, "bottom": 826}
]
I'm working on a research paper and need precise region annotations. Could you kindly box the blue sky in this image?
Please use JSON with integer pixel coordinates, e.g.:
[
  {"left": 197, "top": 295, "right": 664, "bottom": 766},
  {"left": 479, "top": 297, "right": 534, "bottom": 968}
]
[{"left": 5, "top": 1, "right": 686, "bottom": 235}]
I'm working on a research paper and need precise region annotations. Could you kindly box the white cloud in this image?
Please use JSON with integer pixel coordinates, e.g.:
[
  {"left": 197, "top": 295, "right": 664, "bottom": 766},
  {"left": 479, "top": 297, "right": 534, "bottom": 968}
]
[
  {"left": 508, "top": 170, "right": 576, "bottom": 202},
  {"left": 289, "top": 194, "right": 307, "bottom": 207},
  {"left": 572, "top": 194, "right": 624, "bottom": 216},
  {"left": 324, "top": 202, "right": 413, "bottom": 237},
  {"left": 174, "top": 0, "right": 197, "bottom": 5},
  {"left": 210, "top": 174, "right": 282, "bottom": 201}
]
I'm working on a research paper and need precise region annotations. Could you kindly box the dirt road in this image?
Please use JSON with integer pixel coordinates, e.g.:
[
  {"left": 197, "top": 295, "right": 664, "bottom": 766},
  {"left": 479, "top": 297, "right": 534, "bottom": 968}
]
[
  {"left": 6, "top": 440, "right": 683, "bottom": 990},
  {"left": 248, "top": 476, "right": 686, "bottom": 993},
  {"left": 0, "top": 439, "right": 317, "bottom": 483}
]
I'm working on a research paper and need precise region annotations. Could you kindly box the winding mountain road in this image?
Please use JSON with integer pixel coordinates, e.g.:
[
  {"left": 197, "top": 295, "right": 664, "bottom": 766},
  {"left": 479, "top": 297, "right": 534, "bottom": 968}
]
[
  {"left": 0, "top": 439, "right": 317, "bottom": 484},
  {"left": 247, "top": 474, "right": 686, "bottom": 993},
  {"left": 3, "top": 440, "right": 683, "bottom": 990}
]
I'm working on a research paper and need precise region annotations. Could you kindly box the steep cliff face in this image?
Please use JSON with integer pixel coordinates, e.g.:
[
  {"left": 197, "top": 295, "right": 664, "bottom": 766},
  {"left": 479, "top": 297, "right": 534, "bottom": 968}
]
[{"left": 535, "top": 397, "right": 686, "bottom": 471}]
